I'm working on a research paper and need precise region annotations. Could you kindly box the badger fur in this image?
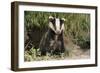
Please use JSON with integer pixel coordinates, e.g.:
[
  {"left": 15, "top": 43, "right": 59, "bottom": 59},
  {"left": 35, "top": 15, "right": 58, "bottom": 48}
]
[{"left": 39, "top": 16, "right": 65, "bottom": 56}]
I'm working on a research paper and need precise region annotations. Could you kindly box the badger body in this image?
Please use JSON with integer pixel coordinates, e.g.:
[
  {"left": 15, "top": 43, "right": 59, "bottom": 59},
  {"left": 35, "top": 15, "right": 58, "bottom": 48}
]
[{"left": 39, "top": 16, "right": 65, "bottom": 56}]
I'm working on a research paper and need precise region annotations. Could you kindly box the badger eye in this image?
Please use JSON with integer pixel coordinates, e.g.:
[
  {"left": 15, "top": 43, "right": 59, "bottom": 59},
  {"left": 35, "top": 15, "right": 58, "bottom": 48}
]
[
  {"left": 52, "top": 19, "right": 55, "bottom": 25},
  {"left": 60, "top": 19, "right": 64, "bottom": 25},
  {"left": 50, "top": 19, "right": 55, "bottom": 25}
]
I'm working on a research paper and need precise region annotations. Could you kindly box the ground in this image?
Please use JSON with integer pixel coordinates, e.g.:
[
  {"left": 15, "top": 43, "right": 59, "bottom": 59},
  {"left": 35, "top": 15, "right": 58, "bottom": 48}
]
[{"left": 24, "top": 42, "right": 90, "bottom": 61}]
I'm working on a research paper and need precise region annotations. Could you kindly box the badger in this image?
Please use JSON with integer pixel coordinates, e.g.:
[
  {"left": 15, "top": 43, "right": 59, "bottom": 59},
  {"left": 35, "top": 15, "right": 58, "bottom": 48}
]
[{"left": 39, "top": 16, "right": 65, "bottom": 56}]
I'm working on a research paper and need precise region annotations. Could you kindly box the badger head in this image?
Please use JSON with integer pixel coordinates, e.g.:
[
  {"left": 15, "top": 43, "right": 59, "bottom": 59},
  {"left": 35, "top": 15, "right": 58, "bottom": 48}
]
[{"left": 49, "top": 16, "right": 65, "bottom": 35}]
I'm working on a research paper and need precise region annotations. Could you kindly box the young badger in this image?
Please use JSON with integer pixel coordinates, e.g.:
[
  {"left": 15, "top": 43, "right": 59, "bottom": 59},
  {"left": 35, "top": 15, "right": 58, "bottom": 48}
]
[{"left": 39, "top": 16, "right": 65, "bottom": 56}]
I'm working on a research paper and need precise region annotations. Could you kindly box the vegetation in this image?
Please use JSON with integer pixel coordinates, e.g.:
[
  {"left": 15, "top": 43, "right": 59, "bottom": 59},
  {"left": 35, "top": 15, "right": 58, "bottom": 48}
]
[{"left": 24, "top": 11, "right": 90, "bottom": 61}]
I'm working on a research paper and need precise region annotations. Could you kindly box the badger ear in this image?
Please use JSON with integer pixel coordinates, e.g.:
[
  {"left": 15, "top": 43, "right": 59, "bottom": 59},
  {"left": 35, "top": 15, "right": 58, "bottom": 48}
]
[
  {"left": 49, "top": 16, "right": 54, "bottom": 20},
  {"left": 61, "top": 18, "right": 65, "bottom": 21}
]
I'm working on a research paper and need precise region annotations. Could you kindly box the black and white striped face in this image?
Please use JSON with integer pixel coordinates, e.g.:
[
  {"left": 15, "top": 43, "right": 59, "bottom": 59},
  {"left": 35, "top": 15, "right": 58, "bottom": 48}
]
[{"left": 49, "top": 16, "right": 65, "bottom": 35}]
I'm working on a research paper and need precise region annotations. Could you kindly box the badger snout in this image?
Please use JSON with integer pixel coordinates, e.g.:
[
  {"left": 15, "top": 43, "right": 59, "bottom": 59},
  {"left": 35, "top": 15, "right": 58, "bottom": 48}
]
[{"left": 56, "top": 30, "right": 61, "bottom": 35}]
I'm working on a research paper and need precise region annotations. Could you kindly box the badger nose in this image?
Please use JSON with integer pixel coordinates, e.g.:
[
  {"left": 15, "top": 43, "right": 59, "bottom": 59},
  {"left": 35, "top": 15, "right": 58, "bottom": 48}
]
[{"left": 56, "top": 30, "right": 61, "bottom": 34}]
